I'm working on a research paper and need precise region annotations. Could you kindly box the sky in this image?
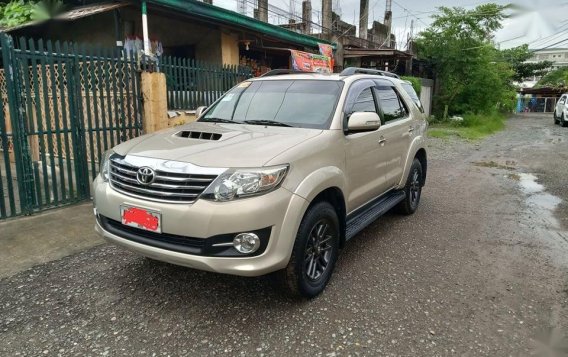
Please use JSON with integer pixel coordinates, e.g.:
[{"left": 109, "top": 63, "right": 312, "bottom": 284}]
[{"left": 213, "top": 0, "right": 568, "bottom": 50}]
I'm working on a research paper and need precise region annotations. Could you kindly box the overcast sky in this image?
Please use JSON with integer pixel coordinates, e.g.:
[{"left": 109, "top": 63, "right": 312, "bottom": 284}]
[{"left": 213, "top": 0, "right": 568, "bottom": 50}]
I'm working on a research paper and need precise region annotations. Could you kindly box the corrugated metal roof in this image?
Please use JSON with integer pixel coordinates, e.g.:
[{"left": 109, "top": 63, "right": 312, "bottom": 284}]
[
  {"left": 5, "top": 2, "right": 128, "bottom": 31},
  {"left": 55, "top": 3, "right": 128, "bottom": 21}
]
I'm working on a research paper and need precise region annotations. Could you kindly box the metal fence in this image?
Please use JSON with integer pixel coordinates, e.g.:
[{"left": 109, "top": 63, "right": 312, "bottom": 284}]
[
  {"left": 160, "top": 56, "right": 253, "bottom": 110},
  {"left": 0, "top": 34, "right": 143, "bottom": 219}
]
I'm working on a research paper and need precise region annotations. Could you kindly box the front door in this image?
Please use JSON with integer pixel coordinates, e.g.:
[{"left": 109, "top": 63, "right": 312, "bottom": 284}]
[{"left": 343, "top": 80, "right": 391, "bottom": 212}]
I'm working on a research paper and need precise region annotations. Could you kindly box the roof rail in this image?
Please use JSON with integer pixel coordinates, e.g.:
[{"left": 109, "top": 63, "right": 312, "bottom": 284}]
[
  {"left": 260, "top": 69, "right": 315, "bottom": 77},
  {"left": 339, "top": 67, "right": 400, "bottom": 79}
]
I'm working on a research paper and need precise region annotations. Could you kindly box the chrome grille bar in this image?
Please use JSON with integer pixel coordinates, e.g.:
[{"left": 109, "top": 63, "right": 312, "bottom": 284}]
[{"left": 109, "top": 156, "right": 220, "bottom": 203}]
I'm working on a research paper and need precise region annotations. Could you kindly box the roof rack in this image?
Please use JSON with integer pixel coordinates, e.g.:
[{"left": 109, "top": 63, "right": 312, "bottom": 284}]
[
  {"left": 339, "top": 67, "right": 400, "bottom": 79},
  {"left": 260, "top": 69, "right": 315, "bottom": 77}
]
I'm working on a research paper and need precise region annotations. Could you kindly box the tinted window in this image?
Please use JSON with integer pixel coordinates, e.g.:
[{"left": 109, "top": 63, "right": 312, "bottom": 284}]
[
  {"left": 401, "top": 83, "right": 423, "bottom": 112},
  {"left": 375, "top": 86, "right": 408, "bottom": 122},
  {"left": 201, "top": 80, "right": 343, "bottom": 129},
  {"left": 351, "top": 88, "right": 376, "bottom": 113}
]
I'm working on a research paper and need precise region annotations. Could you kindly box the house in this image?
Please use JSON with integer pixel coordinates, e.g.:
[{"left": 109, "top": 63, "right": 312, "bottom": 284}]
[{"left": 7, "top": 0, "right": 335, "bottom": 75}]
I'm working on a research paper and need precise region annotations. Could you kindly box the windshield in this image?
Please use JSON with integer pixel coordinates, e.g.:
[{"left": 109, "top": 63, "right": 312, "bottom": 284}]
[{"left": 200, "top": 80, "right": 344, "bottom": 129}]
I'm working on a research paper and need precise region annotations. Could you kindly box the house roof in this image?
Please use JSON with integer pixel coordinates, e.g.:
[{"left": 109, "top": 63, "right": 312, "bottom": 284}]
[
  {"left": 4, "top": 3, "right": 129, "bottom": 31},
  {"left": 147, "top": 0, "right": 335, "bottom": 49}
]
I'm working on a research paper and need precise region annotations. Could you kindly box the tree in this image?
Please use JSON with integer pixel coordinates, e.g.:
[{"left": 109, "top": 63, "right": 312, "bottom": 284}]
[
  {"left": 415, "top": 4, "right": 515, "bottom": 116},
  {"left": 500, "top": 44, "right": 553, "bottom": 82},
  {"left": 535, "top": 67, "right": 568, "bottom": 88}
]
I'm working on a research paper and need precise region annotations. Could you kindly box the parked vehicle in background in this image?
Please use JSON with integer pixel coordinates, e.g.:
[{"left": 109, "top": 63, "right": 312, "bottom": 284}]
[
  {"left": 92, "top": 68, "right": 428, "bottom": 298},
  {"left": 554, "top": 93, "right": 568, "bottom": 127}
]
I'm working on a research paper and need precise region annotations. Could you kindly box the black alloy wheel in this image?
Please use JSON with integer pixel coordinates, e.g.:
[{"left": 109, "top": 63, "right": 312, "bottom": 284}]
[{"left": 278, "top": 201, "right": 340, "bottom": 298}]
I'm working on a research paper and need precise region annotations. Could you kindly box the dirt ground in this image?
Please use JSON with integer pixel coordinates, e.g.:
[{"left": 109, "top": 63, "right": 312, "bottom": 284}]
[{"left": 0, "top": 114, "right": 567, "bottom": 356}]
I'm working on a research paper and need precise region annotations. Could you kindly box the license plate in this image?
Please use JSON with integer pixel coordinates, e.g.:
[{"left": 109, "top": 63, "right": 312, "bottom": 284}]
[{"left": 120, "top": 205, "right": 161, "bottom": 233}]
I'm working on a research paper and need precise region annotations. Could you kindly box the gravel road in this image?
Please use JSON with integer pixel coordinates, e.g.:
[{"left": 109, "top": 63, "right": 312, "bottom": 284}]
[{"left": 1, "top": 114, "right": 567, "bottom": 356}]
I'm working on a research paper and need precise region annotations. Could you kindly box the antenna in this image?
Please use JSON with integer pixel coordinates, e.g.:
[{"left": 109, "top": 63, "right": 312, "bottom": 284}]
[
  {"left": 289, "top": 0, "right": 295, "bottom": 18},
  {"left": 237, "top": 0, "right": 247, "bottom": 15}
]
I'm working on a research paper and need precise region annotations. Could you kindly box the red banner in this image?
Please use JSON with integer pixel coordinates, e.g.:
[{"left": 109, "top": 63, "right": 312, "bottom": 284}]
[{"left": 290, "top": 50, "right": 333, "bottom": 73}]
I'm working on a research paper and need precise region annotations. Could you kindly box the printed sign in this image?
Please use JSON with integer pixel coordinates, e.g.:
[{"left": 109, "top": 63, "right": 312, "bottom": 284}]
[{"left": 290, "top": 50, "right": 333, "bottom": 73}]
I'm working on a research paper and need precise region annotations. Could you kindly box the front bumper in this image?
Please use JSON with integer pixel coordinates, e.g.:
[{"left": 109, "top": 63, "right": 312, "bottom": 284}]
[{"left": 93, "top": 176, "right": 309, "bottom": 276}]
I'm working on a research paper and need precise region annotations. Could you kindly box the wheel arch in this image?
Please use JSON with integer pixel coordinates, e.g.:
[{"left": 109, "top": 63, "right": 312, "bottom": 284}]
[
  {"left": 309, "top": 187, "right": 347, "bottom": 248},
  {"left": 398, "top": 137, "right": 428, "bottom": 187},
  {"left": 291, "top": 166, "right": 348, "bottom": 247},
  {"left": 414, "top": 148, "right": 427, "bottom": 186}
]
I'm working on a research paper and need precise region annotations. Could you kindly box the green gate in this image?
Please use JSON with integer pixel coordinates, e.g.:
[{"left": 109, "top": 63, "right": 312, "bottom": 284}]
[{"left": 0, "top": 34, "right": 143, "bottom": 219}]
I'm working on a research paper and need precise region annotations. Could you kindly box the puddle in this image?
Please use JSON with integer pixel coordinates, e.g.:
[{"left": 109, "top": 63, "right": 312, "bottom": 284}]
[
  {"left": 517, "top": 173, "right": 562, "bottom": 228},
  {"left": 518, "top": 173, "right": 544, "bottom": 194}
]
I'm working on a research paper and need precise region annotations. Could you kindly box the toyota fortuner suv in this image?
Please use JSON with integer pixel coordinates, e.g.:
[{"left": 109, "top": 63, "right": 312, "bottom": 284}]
[{"left": 93, "top": 67, "right": 428, "bottom": 298}]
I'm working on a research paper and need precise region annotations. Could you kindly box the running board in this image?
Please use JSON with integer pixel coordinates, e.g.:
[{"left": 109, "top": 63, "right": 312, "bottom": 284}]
[{"left": 345, "top": 190, "right": 406, "bottom": 241}]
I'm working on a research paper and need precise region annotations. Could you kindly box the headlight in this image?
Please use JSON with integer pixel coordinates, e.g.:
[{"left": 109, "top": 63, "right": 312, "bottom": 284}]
[
  {"left": 99, "top": 150, "right": 114, "bottom": 182},
  {"left": 202, "top": 165, "right": 289, "bottom": 201}
]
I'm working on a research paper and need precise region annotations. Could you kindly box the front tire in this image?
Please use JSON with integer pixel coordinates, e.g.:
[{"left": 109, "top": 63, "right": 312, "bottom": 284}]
[
  {"left": 396, "top": 158, "right": 423, "bottom": 215},
  {"left": 278, "top": 201, "right": 340, "bottom": 298},
  {"left": 562, "top": 114, "right": 568, "bottom": 127},
  {"left": 554, "top": 112, "right": 559, "bottom": 125}
]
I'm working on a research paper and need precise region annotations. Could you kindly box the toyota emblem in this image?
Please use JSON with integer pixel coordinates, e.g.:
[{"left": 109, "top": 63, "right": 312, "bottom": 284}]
[{"left": 136, "top": 167, "right": 155, "bottom": 185}]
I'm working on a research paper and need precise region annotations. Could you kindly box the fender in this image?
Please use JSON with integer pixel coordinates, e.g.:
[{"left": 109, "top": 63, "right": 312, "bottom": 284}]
[
  {"left": 292, "top": 166, "right": 347, "bottom": 203},
  {"left": 397, "top": 135, "right": 427, "bottom": 187}
]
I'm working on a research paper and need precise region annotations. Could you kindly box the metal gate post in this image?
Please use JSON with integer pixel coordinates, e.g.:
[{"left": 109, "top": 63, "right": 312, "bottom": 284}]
[
  {"left": 67, "top": 47, "right": 90, "bottom": 199},
  {"left": 0, "top": 33, "right": 35, "bottom": 214}
]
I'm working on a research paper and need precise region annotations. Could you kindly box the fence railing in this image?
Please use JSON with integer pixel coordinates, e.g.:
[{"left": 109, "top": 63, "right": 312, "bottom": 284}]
[
  {"left": 160, "top": 56, "right": 253, "bottom": 110},
  {"left": 0, "top": 34, "right": 143, "bottom": 219}
]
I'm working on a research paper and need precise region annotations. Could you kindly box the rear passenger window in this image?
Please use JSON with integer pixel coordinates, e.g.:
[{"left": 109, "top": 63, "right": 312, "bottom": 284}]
[
  {"left": 375, "top": 86, "right": 408, "bottom": 122},
  {"left": 351, "top": 88, "right": 376, "bottom": 113}
]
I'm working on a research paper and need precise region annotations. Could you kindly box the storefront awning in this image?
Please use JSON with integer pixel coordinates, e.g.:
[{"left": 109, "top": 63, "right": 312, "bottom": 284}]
[{"left": 147, "top": 0, "right": 336, "bottom": 50}]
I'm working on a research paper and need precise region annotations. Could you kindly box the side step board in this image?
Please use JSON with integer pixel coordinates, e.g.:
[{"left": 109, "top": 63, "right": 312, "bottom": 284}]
[{"left": 345, "top": 190, "right": 406, "bottom": 241}]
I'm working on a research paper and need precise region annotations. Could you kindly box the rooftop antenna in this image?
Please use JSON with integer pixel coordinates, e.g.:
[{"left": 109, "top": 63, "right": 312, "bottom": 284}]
[{"left": 237, "top": 0, "right": 247, "bottom": 15}]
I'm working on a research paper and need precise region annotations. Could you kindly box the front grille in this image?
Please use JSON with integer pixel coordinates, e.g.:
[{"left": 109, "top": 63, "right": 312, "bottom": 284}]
[{"left": 109, "top": 158, "right": 217, "bottom": 203}]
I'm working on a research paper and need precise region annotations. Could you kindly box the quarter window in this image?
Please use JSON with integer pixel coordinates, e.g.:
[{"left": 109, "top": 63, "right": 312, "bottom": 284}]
[{"left": 375, "top": 86, "right": 408, "bottom": 122}]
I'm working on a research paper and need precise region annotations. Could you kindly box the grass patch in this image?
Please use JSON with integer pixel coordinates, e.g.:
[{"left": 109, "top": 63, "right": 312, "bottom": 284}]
[{"left": 428, "top": 112, "right": 506, "bottom": 140}]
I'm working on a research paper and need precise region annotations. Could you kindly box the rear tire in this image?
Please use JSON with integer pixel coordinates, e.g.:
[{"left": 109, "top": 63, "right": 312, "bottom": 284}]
[
  {"left": 277, "top": 201, "right": 340, "bottom": 298},
  {"left": 396, "top": 158, "right": 423, "bottom": 215}
]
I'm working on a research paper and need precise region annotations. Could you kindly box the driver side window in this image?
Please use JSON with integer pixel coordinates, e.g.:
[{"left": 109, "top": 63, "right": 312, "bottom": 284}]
[{"left": 351, "top": 88, "right": 377, "bottom": 113}]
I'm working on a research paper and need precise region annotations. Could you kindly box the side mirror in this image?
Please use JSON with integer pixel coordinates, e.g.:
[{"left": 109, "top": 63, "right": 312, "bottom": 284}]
[
  {"left": 195, "top": 106, "right": 207, "bottom": 118},
  {"left": 347, "top": 112, "right": 382, "bottom": 132}
]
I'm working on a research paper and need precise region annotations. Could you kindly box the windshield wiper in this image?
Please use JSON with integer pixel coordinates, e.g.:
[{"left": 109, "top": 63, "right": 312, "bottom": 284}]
[
  {"left": 244, "top": 120, "right": 293, "bottom": 127},
  {"left": 200, "top": 117, "right": 238, "bottom": 124}
]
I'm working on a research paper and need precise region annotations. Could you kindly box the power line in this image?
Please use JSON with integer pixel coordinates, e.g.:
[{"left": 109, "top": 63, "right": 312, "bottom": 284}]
[{"left": 535, "top": 37, "right": 568, "bottom": 51}]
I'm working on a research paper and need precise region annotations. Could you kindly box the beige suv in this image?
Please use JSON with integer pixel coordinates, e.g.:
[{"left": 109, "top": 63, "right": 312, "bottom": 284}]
[{"left": 93, "top": 68, "right": 428, "bottom": 298}]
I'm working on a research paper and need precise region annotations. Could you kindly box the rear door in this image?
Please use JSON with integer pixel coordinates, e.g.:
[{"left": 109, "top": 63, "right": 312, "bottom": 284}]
[{"left": 373, "top": 81, "right": 413, "bottom": 187}]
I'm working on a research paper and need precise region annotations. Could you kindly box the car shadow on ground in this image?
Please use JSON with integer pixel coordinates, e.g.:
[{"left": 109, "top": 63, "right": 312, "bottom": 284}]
[{"left": 110, "top": 202, "right": 418, "bottom": 311}]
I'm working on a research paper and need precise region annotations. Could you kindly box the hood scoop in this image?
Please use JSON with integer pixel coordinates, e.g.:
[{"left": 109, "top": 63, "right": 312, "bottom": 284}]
[{"left": 176, "top": 130, "right": 222, "bottom": 141}]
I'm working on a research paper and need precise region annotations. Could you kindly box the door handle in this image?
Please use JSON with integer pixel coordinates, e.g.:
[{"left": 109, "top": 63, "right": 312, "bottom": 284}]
[
  {"left": 378, "top": 137, "right": 386, "bottom": 146},
  {"left": 408, "top": 127, "right": 414, "bottom": 133}
]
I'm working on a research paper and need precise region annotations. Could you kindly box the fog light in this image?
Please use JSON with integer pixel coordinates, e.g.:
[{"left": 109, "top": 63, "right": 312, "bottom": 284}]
[{"left": 233, "top": 233, "right": 260, "bottom": 254}]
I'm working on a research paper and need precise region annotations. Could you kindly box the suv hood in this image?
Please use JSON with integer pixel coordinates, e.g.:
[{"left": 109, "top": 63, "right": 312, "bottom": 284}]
[{"left": 113, "top": 121, "right": 323, "bottom": 167}]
